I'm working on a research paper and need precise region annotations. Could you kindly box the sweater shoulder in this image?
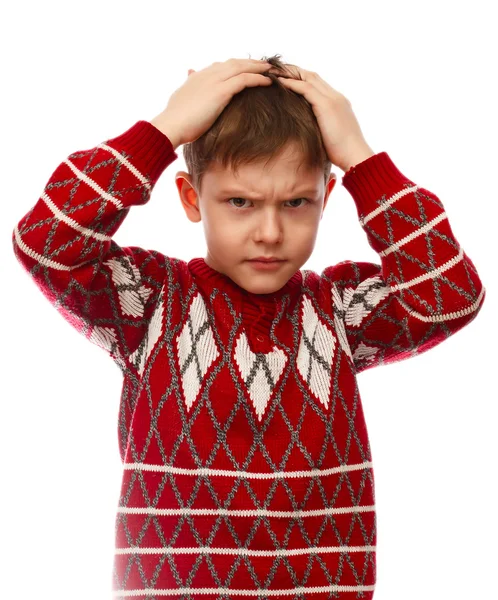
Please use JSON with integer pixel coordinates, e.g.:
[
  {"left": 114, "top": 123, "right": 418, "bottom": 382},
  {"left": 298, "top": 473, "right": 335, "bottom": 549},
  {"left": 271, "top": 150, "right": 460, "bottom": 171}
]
[
  {"left": 300, "top": 260, "right": 381, "bottom": 311},
  {"left": 301, "top": 262, "right": 361, "bottom": 293}
]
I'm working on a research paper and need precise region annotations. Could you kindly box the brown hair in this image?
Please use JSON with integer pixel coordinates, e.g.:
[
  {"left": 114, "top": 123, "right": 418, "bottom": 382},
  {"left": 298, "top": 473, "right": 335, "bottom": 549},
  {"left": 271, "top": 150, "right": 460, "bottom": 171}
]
[{"left": 182, "top": 54, "right": 333, "bottom": 195}]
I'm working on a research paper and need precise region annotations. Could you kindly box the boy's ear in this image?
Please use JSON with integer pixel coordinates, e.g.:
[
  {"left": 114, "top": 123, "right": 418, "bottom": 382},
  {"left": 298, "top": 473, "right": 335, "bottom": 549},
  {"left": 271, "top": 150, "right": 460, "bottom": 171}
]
[
  {"left": 321, "top": 173, "right": 337, "bottom": 216},
  {"left": 175, "top": 171, "right": 201, "bottom": 223}
]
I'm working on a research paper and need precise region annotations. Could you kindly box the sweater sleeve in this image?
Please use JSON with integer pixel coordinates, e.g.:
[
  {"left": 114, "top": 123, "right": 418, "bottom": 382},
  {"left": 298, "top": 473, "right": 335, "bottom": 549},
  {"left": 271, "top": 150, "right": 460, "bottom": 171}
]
[
  {"left": 12, "top": 120, "right": 179, "bottom": 375},
  {"left": 321, "top": 152, "right": 486, "bottom": 375}
]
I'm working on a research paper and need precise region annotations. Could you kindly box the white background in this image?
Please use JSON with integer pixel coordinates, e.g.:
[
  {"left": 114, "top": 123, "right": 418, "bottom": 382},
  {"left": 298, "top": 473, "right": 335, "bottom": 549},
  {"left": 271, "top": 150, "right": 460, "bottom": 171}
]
[{"left": 1, "top": 1, "right": 497, "bottom": 598}]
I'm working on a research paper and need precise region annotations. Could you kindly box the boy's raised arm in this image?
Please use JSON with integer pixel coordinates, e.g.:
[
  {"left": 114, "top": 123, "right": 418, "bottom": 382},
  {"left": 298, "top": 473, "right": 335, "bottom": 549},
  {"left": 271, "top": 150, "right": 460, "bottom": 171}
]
[
  {"left": 275, "top": 63, "right": 486, "bottom": 374},
  {"left": 321, "top": 151, "right": 486, "bottom": 374},
  {"left": 12, "top": 120, "right": 179, "bottom": 375},
  {"left": 11, "top": 58, "right": 276, "bottom": 376}
]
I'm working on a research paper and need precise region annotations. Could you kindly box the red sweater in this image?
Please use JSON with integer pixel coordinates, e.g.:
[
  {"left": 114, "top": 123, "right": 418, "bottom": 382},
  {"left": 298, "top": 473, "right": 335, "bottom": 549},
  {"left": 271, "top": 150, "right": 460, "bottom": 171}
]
[{"left": 12, "top": 120, "right": 485, "bottom": 599}]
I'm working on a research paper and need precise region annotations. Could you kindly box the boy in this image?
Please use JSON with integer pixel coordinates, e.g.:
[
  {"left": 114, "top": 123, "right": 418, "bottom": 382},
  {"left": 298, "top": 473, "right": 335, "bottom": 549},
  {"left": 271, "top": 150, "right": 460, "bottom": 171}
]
[{"left": 12, "top": 55, "right": 486, "bottom": 599}]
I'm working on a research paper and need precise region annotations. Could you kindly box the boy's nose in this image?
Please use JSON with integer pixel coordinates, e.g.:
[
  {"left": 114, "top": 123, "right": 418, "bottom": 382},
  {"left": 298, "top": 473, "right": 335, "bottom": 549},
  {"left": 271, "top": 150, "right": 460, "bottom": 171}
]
[{"left": 254, "top": 219, "right": 284, "bottom": 244}]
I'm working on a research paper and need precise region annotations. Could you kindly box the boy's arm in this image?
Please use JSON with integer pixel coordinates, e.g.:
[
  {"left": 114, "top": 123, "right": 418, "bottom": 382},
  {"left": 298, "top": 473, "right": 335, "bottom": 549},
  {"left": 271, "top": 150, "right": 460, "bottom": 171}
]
[
  {"left": 12, "top": 120, "right": 179, "bottom": 376},
  {"left": 321, "top": 151, "right": 486, "bottom": 375}
]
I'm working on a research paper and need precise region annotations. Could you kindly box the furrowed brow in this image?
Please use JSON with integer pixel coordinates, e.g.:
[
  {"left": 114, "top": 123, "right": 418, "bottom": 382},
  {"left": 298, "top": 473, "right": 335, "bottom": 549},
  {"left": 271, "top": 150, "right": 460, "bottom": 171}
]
[{"left": 217, "top": 188, "right": 320, "bottom": 197}]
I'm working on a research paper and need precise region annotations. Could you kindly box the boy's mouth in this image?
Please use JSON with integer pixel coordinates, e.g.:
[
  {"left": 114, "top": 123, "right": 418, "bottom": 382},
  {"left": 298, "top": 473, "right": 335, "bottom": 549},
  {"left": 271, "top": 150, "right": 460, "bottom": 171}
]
[
  {"left": 248, "top": 257, "right": 285, "bottom": 263},
  {"left": 247, "top": 258, "right": 287, "bottom": 270}
]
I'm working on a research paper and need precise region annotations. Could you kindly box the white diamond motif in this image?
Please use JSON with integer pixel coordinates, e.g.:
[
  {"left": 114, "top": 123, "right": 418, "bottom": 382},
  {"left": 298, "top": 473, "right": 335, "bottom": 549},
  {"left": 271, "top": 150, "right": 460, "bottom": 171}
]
[
  {"left": 104, "top": 256, "right": 153, "bottom": 318},
  {"left": 353, "top": 341, "right": 379, "bottom": 364},
  {"left": 128, "top": 296, "right": 165, "bottom": 376},
  {"left": 176, "top": 293, "right": 220, "bottom": 412},
  {"left": 297, "top": 295, "right": 335, "bottom": 409},
  {"left": 89, "top": 325, "right": 118, "bottom": 355},
  {"left": 331, "top": 282, "right": 353, "bottom": 361},
  {"left": 343, "top": 275, "right": 390, "bottom": 327},
  {"left": 234, "top": 332, "right": 287, "bottom": 421}
]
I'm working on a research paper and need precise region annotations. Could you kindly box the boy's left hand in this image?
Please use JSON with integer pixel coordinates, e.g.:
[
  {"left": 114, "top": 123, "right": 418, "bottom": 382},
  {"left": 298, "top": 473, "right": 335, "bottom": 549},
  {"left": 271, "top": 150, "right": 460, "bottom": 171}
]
[{"left": 270, "top": 64, "right": 375, "bottom": 172}]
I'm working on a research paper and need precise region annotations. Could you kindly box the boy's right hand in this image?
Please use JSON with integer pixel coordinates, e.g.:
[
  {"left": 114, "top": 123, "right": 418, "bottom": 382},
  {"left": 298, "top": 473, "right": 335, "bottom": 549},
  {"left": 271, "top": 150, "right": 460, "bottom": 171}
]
[{"left": 150, "top": 58, "right": 273, "bottom": 149}]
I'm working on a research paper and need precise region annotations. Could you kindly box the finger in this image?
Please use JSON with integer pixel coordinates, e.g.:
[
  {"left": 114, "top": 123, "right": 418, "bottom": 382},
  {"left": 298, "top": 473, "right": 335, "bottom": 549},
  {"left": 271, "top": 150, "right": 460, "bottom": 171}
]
[
  {"left": 277, "top": 77, "right": 307, "bottom": 94},
  {"left": 225, "top": 73, "right": 273, "bottom": 94},
  {"left": 214, "top": 58, "right": 270, "bottom": 68},
  {"left": 280, "top": 68, "right": 342, "bottom": 98},
  {"left": 271, "top": 63, "right": 301, "bottom": 79},
  {"left": 209, "top": 58, "right": 268, "bottom": 72},
  {"left": 277, "top": 77, "right": 306, "bottom": 89},
  {"left": 270, "top": 62, "right": 323, "bottom": 85},
  {"left": 218, "top": 58, "right": 272, "bottom": 81},
  {"left": 276, "top": 76, "right": 327, "bottom": 104}
]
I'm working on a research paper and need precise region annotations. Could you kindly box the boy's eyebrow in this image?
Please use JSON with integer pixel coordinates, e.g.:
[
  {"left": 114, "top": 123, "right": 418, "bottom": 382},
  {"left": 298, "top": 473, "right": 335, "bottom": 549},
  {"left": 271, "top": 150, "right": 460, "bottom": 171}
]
[{"left": 216, "top": 187, "right": 320, "bottom": 197}]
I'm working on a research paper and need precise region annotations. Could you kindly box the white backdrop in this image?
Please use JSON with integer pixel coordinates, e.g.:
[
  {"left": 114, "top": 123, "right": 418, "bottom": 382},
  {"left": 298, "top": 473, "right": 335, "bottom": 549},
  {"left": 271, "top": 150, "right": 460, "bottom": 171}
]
[{"left": 1, "top": 1, "right": 496, "bottom": 599}]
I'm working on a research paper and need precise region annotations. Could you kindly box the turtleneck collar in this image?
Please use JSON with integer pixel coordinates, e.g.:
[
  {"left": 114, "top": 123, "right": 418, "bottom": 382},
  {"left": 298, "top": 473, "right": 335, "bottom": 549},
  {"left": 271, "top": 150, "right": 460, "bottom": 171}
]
[{"left": 188, "top": 257, "right": 302, "bottom": 305}]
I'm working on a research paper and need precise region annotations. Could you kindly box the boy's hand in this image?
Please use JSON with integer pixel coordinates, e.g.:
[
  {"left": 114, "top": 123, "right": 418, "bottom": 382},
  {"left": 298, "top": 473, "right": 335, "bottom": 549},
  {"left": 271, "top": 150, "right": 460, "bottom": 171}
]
[
  {"left": 150, "top": 58, "right": 273, "bottom": 149},
  {"left": 271, "top": 65, "right": 375, "bottom": 171}
]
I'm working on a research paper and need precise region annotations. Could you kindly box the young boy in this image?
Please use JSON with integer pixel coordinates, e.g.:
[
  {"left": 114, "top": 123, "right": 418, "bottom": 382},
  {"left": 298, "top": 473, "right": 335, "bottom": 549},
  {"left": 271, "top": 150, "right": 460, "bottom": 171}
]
[{"left": 12, "top": 55, "right": 486, "bottom": 599}]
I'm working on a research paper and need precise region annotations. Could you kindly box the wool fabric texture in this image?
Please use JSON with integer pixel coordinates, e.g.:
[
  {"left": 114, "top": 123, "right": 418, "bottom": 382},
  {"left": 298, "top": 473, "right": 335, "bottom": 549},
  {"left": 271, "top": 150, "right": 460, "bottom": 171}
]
[{"left": 12, "top": 120, "right": 486, "bottom": 599}]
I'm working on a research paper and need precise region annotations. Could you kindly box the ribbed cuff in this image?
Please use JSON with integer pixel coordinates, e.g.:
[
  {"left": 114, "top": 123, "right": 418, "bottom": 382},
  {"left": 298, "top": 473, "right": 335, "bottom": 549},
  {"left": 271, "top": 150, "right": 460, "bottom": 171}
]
[
  {"left": 105, "top": 120, "right": 178, "bottom": 184},
  {"left": 342, "top": 151, "right": 415, "bottom": 217}
]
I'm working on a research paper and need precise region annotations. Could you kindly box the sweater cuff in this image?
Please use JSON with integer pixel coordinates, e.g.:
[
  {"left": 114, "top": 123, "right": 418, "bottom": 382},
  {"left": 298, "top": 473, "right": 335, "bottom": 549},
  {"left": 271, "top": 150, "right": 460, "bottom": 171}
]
[
  {"left": 105, "top": 120, "right": 178, "bottom": 184},
  {"left": 341, "top": 151, "right": 415, "bottom": 218}
]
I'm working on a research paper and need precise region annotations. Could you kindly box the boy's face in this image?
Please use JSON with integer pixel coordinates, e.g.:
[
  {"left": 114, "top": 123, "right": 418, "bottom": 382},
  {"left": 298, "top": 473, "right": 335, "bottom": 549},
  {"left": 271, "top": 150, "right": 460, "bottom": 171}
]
[{"left": 175, "top": 142, "right": 336, "bottom": 295}]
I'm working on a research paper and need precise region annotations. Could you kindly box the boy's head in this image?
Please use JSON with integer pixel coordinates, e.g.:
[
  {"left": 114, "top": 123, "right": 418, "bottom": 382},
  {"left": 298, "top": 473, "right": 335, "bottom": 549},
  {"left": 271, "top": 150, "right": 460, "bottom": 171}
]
[{"left": 174, "top": 54, "right": 337, "bottom": 295}]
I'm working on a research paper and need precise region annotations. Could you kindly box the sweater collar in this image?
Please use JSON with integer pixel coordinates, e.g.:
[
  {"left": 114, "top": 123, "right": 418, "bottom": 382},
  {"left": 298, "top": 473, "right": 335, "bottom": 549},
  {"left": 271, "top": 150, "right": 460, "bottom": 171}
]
[{"left": 188, "top": 257, "right": 302, "bottom": 308}]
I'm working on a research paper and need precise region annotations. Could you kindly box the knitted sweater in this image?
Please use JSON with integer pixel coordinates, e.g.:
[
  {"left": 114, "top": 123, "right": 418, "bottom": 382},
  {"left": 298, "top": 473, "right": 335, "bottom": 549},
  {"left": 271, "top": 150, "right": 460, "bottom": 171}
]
[{"left": 12, "top": 120, "right": 486, "bottom": 599}]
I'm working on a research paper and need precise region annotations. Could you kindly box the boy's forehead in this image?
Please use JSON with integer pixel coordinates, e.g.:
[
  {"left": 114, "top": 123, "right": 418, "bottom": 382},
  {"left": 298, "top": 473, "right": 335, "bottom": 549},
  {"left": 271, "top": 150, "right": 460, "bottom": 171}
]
[{"left": 203, "top": 146, "right": 323, "bottom": 192}]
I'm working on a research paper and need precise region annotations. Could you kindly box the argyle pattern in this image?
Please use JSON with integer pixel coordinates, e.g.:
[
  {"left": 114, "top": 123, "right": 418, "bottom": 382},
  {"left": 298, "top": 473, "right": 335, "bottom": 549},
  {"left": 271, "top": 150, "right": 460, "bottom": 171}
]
[{"left": 12, "top": 120, "right": 486, "bottom": 599}]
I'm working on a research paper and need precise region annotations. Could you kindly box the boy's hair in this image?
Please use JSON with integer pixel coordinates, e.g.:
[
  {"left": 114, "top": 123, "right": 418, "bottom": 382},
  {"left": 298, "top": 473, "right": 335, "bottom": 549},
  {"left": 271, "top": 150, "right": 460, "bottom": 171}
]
[{"left": 182, "top": 54, "right": 333, "bottom": 195}]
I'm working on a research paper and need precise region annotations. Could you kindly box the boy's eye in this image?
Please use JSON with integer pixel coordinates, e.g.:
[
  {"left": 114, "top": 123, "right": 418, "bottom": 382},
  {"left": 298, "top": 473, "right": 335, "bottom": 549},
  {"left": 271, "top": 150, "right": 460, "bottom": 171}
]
[
  {"left": 227, "top": 197, "right": 309, "bottom": 209},
  {"left": 227, "top": 198, "right": 249, "bottom": 209}
]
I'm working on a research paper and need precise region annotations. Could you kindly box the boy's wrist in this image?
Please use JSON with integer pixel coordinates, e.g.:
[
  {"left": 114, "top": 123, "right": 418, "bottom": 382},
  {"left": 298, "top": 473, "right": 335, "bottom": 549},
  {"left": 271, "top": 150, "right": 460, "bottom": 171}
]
[
  {"left": 340, "top": 145, "right": 376, "bottom": 173},
  {"left": 149, "top": 114, "right": 182, "bottom": 150}
]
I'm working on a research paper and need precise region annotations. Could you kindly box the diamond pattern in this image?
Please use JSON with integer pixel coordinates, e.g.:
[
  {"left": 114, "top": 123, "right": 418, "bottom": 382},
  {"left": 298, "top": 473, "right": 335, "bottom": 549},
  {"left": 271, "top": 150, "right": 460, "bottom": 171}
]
[
  {"left": 330, "top": 282, "right": 354, "bottom": 361},
  {"left": 104, "top": 255, "right": 153, "bottom": 318},
  {"left": 234, "top": 332, "right": 288, "bottom": 421},
  {"left": 177, "top": 293, "right": 220, "bottom": 411},
  {"left": 342, "top": 274, "right": 390, "bottom": 327},
  {"left": 296, "top": 295, "right": 336, "bottom": 410},
  {"left": 111, "top": 276, "right": 377, "bottom": 595},
  {"left": 128, "top": 295, "right": 165, "bottom": 376}
]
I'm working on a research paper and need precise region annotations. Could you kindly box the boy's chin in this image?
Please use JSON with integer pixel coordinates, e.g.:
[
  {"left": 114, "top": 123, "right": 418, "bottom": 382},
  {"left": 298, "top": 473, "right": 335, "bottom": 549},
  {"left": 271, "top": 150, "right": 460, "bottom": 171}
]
[{"left": 235, "top": 266, "right": 291, "bottom": 295}]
